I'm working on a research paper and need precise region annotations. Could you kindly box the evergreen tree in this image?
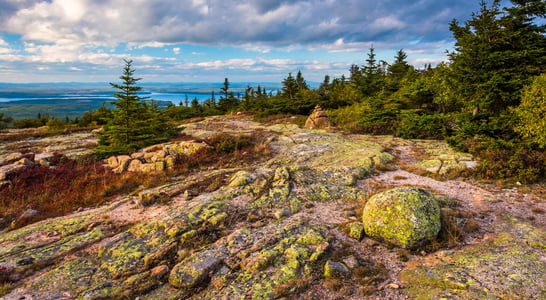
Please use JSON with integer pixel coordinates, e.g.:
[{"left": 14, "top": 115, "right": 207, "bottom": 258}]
[
  {"left": 282, "top": 72, "right": 298, "bottom": 100},
  {"left": 295, "top": 70, "right": 309, "bottom": 91},
  {"left": 0, "top": 113, "right": 13, "bottom": 129},
  {"left": 357, "top": 47, "right": 386, "bottom": 96},
  {"left": 448, "top": 0, "right": 546, "bottom": 115},
  {"left": 97, "top": 59, "right": 172, "bottom": 156},
  {"left": 220, "top": 78, "right": 229, "bottom": 100}
]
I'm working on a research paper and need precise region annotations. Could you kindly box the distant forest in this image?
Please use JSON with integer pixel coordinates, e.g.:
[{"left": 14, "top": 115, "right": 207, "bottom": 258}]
[{"left": 1, "top": 0, "right": 545, "bottom": 183}]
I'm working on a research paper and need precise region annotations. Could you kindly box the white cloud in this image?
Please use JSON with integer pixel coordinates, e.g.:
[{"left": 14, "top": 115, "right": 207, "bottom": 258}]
[
  {"left": 131, "top": 42, "right": 169, "bottom": 49},
  {"left": 0, "top": 0, "right": 477, "bottom": 81},
  {"left": 1, "top": 0, "right": 479, "bottom": 49},
  {"left": 411, "top": 57, "right": 446, "bottom": 67},
  {"left": 178, "top": 57, "right": 346, "bottom": 75}
]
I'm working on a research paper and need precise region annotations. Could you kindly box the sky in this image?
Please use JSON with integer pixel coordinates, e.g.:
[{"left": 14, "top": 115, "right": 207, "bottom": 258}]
[{"left": 0, "top": 0, "right": 494, "bottom": 83}]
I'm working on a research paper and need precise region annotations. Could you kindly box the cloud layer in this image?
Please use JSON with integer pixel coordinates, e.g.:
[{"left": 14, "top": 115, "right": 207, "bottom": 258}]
[{"left": 0, "top": 0, "right": 483, "bottom": 82}]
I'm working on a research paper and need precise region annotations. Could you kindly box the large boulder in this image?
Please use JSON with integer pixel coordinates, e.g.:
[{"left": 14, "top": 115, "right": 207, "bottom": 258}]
[{"left": 361, "top": 187, "right": 440, "bottom": 249}]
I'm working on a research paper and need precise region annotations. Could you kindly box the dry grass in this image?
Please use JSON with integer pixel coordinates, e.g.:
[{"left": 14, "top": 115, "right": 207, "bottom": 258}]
[
  {"left": 531, "top": 207, "right": 545, "bottom": 214},
  {"left": 0, "top": 132, "right": 273, "bottom": 229}
]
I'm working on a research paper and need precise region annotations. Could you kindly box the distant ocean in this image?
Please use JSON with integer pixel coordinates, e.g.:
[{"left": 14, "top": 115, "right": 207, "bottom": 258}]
[
  {"left": 0, "top": 92, "right": 212, "bottom": 104},
  {"left": 0, "top": 82, "right": 282, "bottom": 120}
]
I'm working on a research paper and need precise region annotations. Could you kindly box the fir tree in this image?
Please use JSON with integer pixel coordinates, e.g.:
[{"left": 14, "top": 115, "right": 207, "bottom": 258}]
[{"left": 97, "top": 59, "right": 172, "bottom": 156}]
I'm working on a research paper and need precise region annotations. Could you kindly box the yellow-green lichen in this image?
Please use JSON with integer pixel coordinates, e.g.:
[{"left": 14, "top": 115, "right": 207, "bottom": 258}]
[
  {"left": 400, "top": 218, "right": 546, "bottom": 299},
  {"left": 362, "top": 187, "right": 440, "bottom": 249}
]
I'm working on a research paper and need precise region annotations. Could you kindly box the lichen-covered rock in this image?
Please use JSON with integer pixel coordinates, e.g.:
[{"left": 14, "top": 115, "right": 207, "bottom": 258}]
[
  {"left": 400, "top": 217, "right": 546, "bottom": 299},
  {"left": 228, "top": 170, "right": 253, "bottom": 187},
  {"left": 362, "top": 187, "right": 441, "bottom": 249},
  {"left": 346, "top": 222, "right": 365, "bottom": 240},
  {"left": 0, "top": 151, "right": 23, "bottom": 165},
  {"left": 324, "top": 260, "right": 350, "bottom": 279},
  {"left": 410, "top": 139, "right": 476, "bottom": 174},
  {"left": 127, "top": 159, "right": 143, "bottom": 172},
  {"left": 169, "top": 250, "right": 222, "bottom": 289}
]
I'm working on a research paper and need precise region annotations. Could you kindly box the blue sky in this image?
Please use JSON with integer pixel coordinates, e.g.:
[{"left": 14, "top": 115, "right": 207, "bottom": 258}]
[{"left": 0, "top": 0, "right": 491, "bottom": 83}]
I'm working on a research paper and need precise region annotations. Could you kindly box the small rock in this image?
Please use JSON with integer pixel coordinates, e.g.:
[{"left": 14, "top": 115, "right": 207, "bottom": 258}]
[
  {"left": 274, "top": 208, "right": 291, "bottom": 220},
  {"left": 15, "top": 157, "right": 34, "bottom": 166},
  {"left": 324, "top": 260, "right": 350, "bottom": 279},
  {"left": 362, "top": 187, "right": 441, "bottom": 249},
  {"left": 344, "top": 210, "right": 358, "bottom": 218},
  {"left": 150, "top": 265, "right": 169, "bottom": 279},
  {"left": 169, "top": 252, "right": 221, "bottom": 289},
  {"left": 387, "top": 283, "right": 400, "bottom": 289},
  {"left": 342, "top": 256, "right": 359, "bottom": 269},
  {"left": 346, "top": 222, "right": 364, "bottom": 240}
]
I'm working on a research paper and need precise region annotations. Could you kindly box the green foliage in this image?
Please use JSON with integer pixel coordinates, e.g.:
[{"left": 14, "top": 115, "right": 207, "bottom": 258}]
[
  {"left": 448, "top": 0, "right": 546, "bottom": 115},
  {"left": 463, "top": 137, "right": 546, "bottom": 183},
  {"left": 11, "top": 118, "right": 45, "bottom": 129},
  {"left": 396, "top": 111, "right": 453, "bottom": 139},
  {"left": 328, "top": 100, "right": 398, "bottom": 135},
  {"left": 78, "top": 105, "right": 113, "bottom": 127},
  {"left": 512, "top": 73, "right": 546, "bottom": 147},
  {"left": 0, "top": 113, "right": 13, "bottom": 129},
  {"left": 97, "top": 59, "right": 174, "bottom": 157},
  {"left": 45, "top": 118, "right": 65, "bottom": 131}
]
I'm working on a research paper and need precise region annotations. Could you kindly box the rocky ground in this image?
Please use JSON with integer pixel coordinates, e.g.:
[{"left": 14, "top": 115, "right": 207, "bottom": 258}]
[{"left": 0, "top": 115, "right": 544, "bottom": 299}]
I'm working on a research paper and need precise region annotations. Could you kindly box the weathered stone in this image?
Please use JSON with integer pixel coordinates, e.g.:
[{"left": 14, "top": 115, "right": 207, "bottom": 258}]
[
  {"left": 116, "top": 155, "right": 133, "bottom": 172},
  {"left": 346, "top": 222, "right": 365, "bottom": 240},
  {"left": 324, "top": 260, "right": 350, "bottom": 278},
  {"left": 164, "top": 155, "right": 176, "bottom": 169},
  {"left": 304, "top": 105, "right": 331, "bottom": 129},
  {"left": 15, "top": 157, "right": 34, "bottom": 166},
  {"left": 1, "top": 152, "right": 23, "bottom": 165},
  {"left": 127, "top": 159, "right": 143, "bottom": 172},
  {"left": 400, "top": 217, "right": 546, "bottom": 299},
  {"left": 169, "top": 250, "right": 222, "bottom": 289},
  {"left": 131, "top": 151, "right": 145, "bottom": 160},
  {"left": 107, "top": 156, "right": 119, "bottom": 168},
  {"left": 168, "top": 141, "right": 210, "bottom": 156},
  {"left": 35, "top": 153, "right": 54, "bottom": 166},
  {"left": 228, "top": 170, "right": 253, "bottom": 187},
  {"left": 0, "top": 164, "right": 26, "bottom": 180},
  {"left": 362, "top": 187, "right": 441, "bottom": 249},
  {"left": 274, "top": 208, "right": 291, "bottom": 220},
  {"left": 139, "top": 162, "right": 165, "bottom": 173}
]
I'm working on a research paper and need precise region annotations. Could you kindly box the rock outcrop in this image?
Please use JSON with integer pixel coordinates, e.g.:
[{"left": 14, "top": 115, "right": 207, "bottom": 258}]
[
  {"left": 0, "top": 130, "right": 98, "bottom": 182},
  {"left": 304, "top": 105, "right": 331, "bottom": 129},
  {"left": 1, "top": 115, "right": 543, "bottom": 299},
  {"left": 362, "top": 187, "right": 441, "bottom": 249},
  {"left": 105, "top": 140, "right": 210, "bottom": 173}
]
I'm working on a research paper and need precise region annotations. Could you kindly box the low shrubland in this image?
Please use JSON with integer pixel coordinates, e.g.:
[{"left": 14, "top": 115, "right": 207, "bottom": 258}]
[{"left": 0, "top": 131, "right": 273, "bottom": 229}]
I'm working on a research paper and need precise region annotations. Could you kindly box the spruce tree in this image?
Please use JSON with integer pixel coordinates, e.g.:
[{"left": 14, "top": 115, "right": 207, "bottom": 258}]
[
  {"left": 448, "top": 0, "right": 545, "bottom": 115},
  {"left": 97, "top": 59, "right": 172, "bottom": 156},
  {"left": 281, "top": 73, "right": 298, "bottom": 100}
]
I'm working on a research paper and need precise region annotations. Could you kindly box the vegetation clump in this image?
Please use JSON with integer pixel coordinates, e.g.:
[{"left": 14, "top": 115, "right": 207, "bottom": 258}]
[{"left": 96, "top": 59, "right": 174, "bottom": 158}]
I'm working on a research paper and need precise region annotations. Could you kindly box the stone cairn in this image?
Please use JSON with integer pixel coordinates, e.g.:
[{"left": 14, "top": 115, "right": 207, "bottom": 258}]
[{"left": 304, "top": 105, "right": 331, "bottom": 129}]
